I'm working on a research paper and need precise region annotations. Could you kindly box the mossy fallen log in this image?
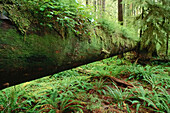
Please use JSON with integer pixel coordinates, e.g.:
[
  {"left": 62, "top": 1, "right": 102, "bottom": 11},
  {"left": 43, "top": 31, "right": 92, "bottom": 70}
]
[{"left": 0, "top": 20, "right": 138, "bottom": 90}]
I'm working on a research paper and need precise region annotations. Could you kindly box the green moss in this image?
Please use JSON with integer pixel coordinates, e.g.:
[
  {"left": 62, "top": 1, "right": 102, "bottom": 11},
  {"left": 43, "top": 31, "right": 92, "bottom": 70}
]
[
  {"left": 0, "top": 19, "right": 139, "bottom": 70},
  {"left": 97, "top": 17, "right": 139, "bottom": 42},
  {"left": 0, "top": 28, "right": 65, "bottom": 68},
  {"left": 0, "top": 27, "right": 98, "bottom": 69}
]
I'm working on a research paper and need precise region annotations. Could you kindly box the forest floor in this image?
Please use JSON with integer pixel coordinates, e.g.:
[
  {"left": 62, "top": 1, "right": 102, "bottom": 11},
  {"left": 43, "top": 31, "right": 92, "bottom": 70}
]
[{"left": 0, "top": 56, "right": 170, "bottom": 113}]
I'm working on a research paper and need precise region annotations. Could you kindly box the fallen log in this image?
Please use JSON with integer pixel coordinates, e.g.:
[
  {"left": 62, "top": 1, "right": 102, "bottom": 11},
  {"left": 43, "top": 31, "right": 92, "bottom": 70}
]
[{"left": 0, "top": 19, "right": 138, "bottom": 90}]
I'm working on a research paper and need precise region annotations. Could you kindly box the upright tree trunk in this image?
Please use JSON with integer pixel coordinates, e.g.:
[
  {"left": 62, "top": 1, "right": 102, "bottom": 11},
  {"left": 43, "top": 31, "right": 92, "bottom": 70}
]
[
  {"left": 102, "top": 0, "right": 105, "bottom": 12},
  {"left": 86, "top": 0, "right": 88, "bottom": 5},
  {"left": 139, "top": 8, "right": 144, "bottom": 38},
  {"left": 118, "top": 0, "right": 123, "bottom": 25},
  {"left": 162, "top": 0, "right": 169, "bottom": 57},
  {"left": 138, "top": 7, "right": 144, "bottom": 57},
  {"left": 97, "top": 0, "right": 102, "bottom": 16},
  {"left": 118, "top": 0, "right": 124, "bottom": 58},
  {"left": 166, "top": 33, "right": 169, "bottom": 56},
  {"left": 97, "top": 0, "right": 100, "bottom": 10},
  {"left": 93, "top": 0, "right": 97, "bottom": 12}
]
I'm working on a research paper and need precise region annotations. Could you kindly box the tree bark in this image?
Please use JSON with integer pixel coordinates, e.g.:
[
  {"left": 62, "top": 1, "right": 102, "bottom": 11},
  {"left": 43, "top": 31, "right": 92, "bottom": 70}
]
[
  {"left": 118, "top": 0, "right": 123, "bottom": 25},
  {"left": 138, "top": 7, "right": 144, "bottom": 57},
  {"left": 102, "top": 0, "right": 105, "bottom": 12},
  {"left": 86, "top": 0, "right": 88, "bottom": 5},
  {"left": 166, "top": 33, "right": 169, "bottom": 56},
  {"left": 162, "top": 0, "right": 169, "bottom": 57},
  {"left": 118, "top": 0, "right": 124, "bottom": 58},
  {"left": 0, "top": 20, "right": 138, "bottom": 90},
  {"left": 93, "top": 0, "right": 97, "bottom": 12}
]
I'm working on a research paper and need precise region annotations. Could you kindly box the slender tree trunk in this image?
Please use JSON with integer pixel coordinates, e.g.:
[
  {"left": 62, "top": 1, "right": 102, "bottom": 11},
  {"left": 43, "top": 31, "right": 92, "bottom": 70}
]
[
  {"left": 97, "top": 0, "right": 102, "bottom": 16},
  {"left": 123, "top": 2, "right": 126, "bottom": 25},
  {"left": 118, "top": 0, "right": 123, "bottom": 25},
  {"left": 99, "top": 0, "right": 102, "bottom": 16},
  {"left": 102, "top": 0, "right": 105, "bottom": 12},
  {"left": 86, "top": 0, "right": 88, "bottom": 5},
  {"left": 139, "top": 7, "right": 144, "bottom": 38},
  {"left": 93, "top": 0, "right": 97, "bottom": 18},
  {"left": 129, "top": 4, "right": 133, "bottom": 16},
  {"left": 118, "top": 0, "right": 124, "bottom": 58},
  {"left": 93, "top": 0, "right": 97, "bottom": 12},
  {"left": 138, "top": 7, "right": 144, "bottom": 57},
  {"left": 166, "top": 33, "right": 169, "bottom": 56},
  {"left": 97, "top": 0, "right": 100, "bottom": 10},
  {"left": 100, "top": 0, "right": 102, "bottom": 11}
]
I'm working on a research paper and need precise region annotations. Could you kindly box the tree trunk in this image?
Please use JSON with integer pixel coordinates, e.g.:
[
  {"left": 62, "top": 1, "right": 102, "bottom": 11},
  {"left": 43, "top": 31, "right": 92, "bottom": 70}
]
[
  {"left": 93, "top": 0, "right": 97, "bottom": 12},
  {"left": 162, "top": 0, "right": 169, "bottom": 57},
  {"left": 102, "top": 0, "right": 105, "bottom": 12},
  {"left": 97, "top": 0, "right": 100, "bottom": 10},
  {"left": 118, "top": 0, "right": 123, "bottom": 25},
  {"left": 138, "top": 7, "right": 144, "bottom": 57},
  {"left": 86, "top": 0, "right": 88, "bottom": 5},
  {"left": 118, "top": 0, "right": 124, "bottom": 58},
  {"left": 166, "top": 33, "right": 169, "bottom": 56},
  {"left": 0, "top": 19, "right": 138, "bottom": 90}
]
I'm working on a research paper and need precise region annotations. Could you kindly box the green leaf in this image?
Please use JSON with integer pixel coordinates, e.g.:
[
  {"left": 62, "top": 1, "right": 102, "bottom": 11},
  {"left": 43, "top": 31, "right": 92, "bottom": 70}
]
[
  {"left": 40, "top": 7, "right": 45, "bottom": 11},
  {"left": 136, "top": 103, "right": 141, "bottom": 112},
  {"left": 47, "top": 14, "right": 53, "bottom": 18}
]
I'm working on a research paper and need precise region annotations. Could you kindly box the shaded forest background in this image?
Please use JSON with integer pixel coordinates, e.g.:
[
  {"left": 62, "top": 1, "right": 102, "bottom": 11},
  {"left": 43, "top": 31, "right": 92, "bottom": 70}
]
[{"left": 79, "top": 0, "right": 169, "bottom": 58}]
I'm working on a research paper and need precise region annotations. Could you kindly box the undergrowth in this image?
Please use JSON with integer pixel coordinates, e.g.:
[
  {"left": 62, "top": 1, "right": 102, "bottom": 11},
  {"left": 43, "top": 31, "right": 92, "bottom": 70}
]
[
  {"left": 0, "top": 56, "right": 169, "bottom": 112},
  {"left": 1, "top": 0, "right": 93, "bottom": 35}
]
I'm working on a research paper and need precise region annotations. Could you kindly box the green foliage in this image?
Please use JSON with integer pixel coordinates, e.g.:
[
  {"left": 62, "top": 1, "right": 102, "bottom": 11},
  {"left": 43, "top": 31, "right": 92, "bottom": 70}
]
[
  {"left": 152, "top": 61, "right": 170, "bottom": 66},
  {"left": 143, "top": 73, "right": 170, "bottom": 90},
  {"left": 127, "top": 64, "right": 168, "bottom": 80},
  {"left": 92, "top": 78, "right": 107, "bottom": 95},
  {"left": 86, "top": 94, "right": 102, "bottom": 111},
  {"left": 53, "top": 70, "right": 80, "bottom": 78},
  {"left": 1, "top": 0, "right": 169, "bottom": 112},
  {"left": 106, "top": 83, "right": 130, "bottom": 107},
  {"left": 130, "top": 86, "right": 170, "bottom": 112},
  {"left": 97, "top": 17, "right": 139, "bottom": 41},
  {"left": 40, "top": 90, "right": 83, "bottom": 112},
  {"left": 0, "top": 56, "right": 169, "bottom": 112},
  {"left": 128, "top": 0, "right": 170, "bottom": 55},
  {"left": 2, "top": 0, "right": 93, "bottom": 35},
  {"left": 0, "top": 87, "right": 27, "bottom": 112}
]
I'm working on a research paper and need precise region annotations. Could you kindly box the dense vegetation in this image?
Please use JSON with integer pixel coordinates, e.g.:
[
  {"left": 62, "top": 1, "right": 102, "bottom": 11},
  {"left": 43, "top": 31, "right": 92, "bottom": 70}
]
[
  {"left": 0, "top": 57, "right": 169, "bottom": 112},
  {"left": 1, "top": 0, "right": 93, "bottom": 36},
  {"left": 0, "top": 0, "right": 169, "bottom": 112},
  {"left": 1, "top": 0, "right": 169, "bottom": 56}
]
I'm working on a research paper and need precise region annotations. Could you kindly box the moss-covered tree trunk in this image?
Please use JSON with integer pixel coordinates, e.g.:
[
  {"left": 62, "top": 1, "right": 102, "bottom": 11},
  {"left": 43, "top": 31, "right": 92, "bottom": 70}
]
[{"left": 0, "top": 20, "right": 138, "bottom": 90}]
